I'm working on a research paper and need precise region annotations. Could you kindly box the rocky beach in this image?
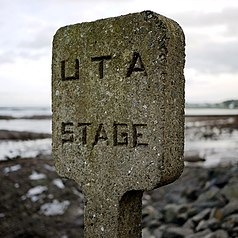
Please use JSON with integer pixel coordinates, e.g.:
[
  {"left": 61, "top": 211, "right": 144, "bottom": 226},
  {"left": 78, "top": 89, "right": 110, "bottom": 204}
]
[
  {"left": 0, "top": 111, "right": 238, "bottom": 238},
  {"left": 1, "top": 156, "right": 237, "bottom": 238}
]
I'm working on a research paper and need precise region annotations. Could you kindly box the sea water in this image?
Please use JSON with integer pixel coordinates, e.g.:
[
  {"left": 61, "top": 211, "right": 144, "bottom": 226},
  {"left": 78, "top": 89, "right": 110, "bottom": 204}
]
[
  {"left": 0, "top": 107, "right": 51, "bottom": 160},
  {"left": 185, "top": 108, "right": 238, "bottom": 116},
  {"left": 185, "top": 110, "right": 238, "bottom": 167},
  {"left": 0, "top": 106, "right": 51, "bottom": 117},
  {"left": 0, "top": 119, "right": 51, "bottom": 133}
]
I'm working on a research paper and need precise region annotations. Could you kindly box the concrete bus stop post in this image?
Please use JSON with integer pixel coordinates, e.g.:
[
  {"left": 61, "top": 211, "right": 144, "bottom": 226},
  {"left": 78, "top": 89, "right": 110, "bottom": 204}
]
[{"left": 52, "top": 10, "right": 185, "bottom": 237}]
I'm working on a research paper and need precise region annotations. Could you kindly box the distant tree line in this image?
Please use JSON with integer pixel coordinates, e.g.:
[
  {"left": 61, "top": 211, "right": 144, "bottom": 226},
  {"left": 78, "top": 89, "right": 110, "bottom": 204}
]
[{"left": 186, "top": 99, "right": 238, "bottom": 109}]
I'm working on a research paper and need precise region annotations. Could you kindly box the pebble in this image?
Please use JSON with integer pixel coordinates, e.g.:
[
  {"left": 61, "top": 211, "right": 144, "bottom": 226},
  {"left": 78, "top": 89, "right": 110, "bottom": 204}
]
[
  {"left": 222, "top": 201, "right": 238, "bottom": 217},
  {"left": 1, "top": 157, "right": 237, "bottom": 237},
  {"left": 186, "top": 229, "right": 211, "bottom": 238},
  {"left": 141, "top": 165, "right": 238, "bottom": 238},
  {"left": 204, "top": 229, "right": 229, "bottom": 238},
  {"left": 162, "top": 226, "right": 194, "bottom": 237}
]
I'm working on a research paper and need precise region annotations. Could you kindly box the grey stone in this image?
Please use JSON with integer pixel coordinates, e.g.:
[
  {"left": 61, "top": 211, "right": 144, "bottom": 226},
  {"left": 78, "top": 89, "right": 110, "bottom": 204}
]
[
  {"left": 148, "top": 220, "right": 160, "bottom": 229},
  {"left": 142, "top": 227, "right": 154, "bottom": 238},
  {"left": 152, "top": 228, "right": 163, "bottom": 238},
  {"left": 164, "top": 204, "right": 189, "bottom": 224},
  {"left": 221, "top": 183, "right": 238, "bottom": 201},
  {"left": 210, "top": 207, "right": 223, "bottom": 221},
  {"left": 196, "top": 220, "right": 208, "bottom": 231},
  {"left": 162, "top": 226, "right": 193, "bottom": 237},
  {"left": 52, "top": 10, "right": 185, "bottom": 237},
  {"left": 164, "top": 204, "right": 180, "bottom": 223},
  {"left": 187, "top": 207, "right": 199, "bottom": 218},
  {"left": 186, "top": 229, "right": 212, "bottom": 238},
  {"left": 204, "top": 229, "right": 229, "bottom": 238},
  {"left": 142, "top": 205, "right": 161, "bottom": 229},
  {"left": 143, "top": 205, "right": 159, "bottom": 218},
  {"left": 194, "top": 186, "right": 227, "bottom": 210},
  {"left": 221, "top": 214, "right": 238, "bottom": 231},
  {"left": 224, "top": 214, "right": 238, "bottom": 225},
  {"left": 222, "top": 201, "right": 238, "bottom": 217},
  {"left": 196, "top": 186, "right": 220, "bottom": 203},
  {"left": 192, "top": 208, "right": 211, "bottom": 223},
  {"left": 183, "top": 218, "right": 195, "bottom": 229},
  {"left": 196, "top": 218, "right": 220, "bottom": 231}
]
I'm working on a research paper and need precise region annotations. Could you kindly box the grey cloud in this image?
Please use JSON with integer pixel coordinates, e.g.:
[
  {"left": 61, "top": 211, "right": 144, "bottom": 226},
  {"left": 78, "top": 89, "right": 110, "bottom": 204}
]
[
  {"left": 186, "top": 41, "right": 238, "bottom": 73},
  {"left": 17, "top": 26, "right": 55, "bottom": 50},
  {"left": 18, "top": 35, "right": 50, "bottom": 50},
  {"left": 0, "top": 48, "right": 48, "bottom": 66},
  {"left": 176, "top": 7, "right": 238, "bottom": 28},
  {"left": 0, "top": 25, "right": 54, "bottom": 65},
  {"left": 173, "top": 7, "right": 238, "bottom": 73},
  {"left": 0, "top": 52, "right": 15, "bottom": 64}
]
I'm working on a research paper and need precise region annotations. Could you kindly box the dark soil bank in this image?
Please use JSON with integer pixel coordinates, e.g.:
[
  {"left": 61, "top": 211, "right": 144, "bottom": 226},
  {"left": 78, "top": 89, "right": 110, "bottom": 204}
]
[
  {"left": 0, "top": 157, "right": 237, "bottom": 238},
  {"left": 0, "top": 130, "right": 51, "bottom": 140}
]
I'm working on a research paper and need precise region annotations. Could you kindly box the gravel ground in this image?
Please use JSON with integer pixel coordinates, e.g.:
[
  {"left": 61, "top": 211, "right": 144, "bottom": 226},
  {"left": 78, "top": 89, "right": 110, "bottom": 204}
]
[{"left": 0, "top": 156, "right": 237, "bottom": 238}]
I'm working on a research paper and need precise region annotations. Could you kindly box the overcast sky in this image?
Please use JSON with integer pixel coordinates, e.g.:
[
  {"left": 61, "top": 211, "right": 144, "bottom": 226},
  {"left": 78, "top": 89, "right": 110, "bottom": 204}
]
[{"left": 0, "top": 0, "right": 238, "bottom": 106}]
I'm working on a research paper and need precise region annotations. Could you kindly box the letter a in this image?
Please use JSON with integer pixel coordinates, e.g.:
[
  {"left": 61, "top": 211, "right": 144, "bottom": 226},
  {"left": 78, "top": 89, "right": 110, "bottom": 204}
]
[
  {"left": 126, "top": 52, "right": 147, "bottom": 77},
  {"left": 93, "top": 124, "right": 109, "bottom": 146}
]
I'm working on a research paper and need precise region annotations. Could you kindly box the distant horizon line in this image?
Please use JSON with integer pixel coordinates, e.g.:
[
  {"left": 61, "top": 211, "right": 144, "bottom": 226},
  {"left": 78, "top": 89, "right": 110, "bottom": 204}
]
[
  {"left": 0, "top": 98, "right": 237, "bottom": 108},
  {"left": 0, "top": 99, "right": 238, "bottom": 109}
]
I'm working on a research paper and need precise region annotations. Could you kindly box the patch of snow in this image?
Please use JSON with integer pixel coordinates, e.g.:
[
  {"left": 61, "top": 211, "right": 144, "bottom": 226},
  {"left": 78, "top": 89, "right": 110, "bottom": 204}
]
[
  {"left": 29, "top": 171, "right": 46, "bottom": 180},
  {"left": 3, "top": 164, "right": 21, "bottom": 174},
  {"left": 27, "top": 186, "right": 48, "bottom": 196},
  {"left": 0, "top": 138, "right": 51, "bottom": 161},
  {"left": 14, "top": 183, "right": 20, "bottom": 188},
  {"left": 44, "top": 164, "right": 55, "bottom": 171},
  {"left": 52, "top": 178, "right": 65, "bottom": 189},
  {"left": 40, "top": 199, "right": 70, "bottom": 216},
  {"left": 0, "top": 213, "right": 5, "bottom": 218},
  {"left": 185, "top": 119, "right": 238, "bottom": 167},
  {"left": 26, "top": 185, "right": 48, "bottom": 202}
]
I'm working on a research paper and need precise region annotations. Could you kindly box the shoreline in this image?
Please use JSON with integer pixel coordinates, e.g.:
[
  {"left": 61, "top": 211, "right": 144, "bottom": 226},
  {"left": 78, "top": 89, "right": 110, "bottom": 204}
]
[
  {"left": 0, "top": 114, "right": 237, "bottom": 120},
  {"left": 0, "top": 130, "right": 51, "bottom": 140},
  {"left": 0, "top": 115, "right": 52, "bottom": 120}
]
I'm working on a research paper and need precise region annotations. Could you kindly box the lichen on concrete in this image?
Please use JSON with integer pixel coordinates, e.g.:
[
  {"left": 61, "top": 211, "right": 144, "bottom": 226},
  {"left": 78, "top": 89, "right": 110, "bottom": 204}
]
[{"left": 52, "top": 10, "right": 185, "bottom": 237}]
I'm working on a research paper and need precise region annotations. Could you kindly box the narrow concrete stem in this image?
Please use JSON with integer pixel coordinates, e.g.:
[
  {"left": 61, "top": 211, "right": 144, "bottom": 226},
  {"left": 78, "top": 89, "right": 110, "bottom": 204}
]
[
  {"left": 84, "top": 190, "right": 143, "bottom": 238},
  {"left": 118, "top": 190, "right": 143, "bottom": 238}
]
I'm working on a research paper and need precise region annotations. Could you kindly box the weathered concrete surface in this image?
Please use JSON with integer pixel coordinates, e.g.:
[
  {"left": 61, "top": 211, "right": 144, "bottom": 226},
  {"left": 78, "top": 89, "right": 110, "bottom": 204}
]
[{"left": 52, "top": 10, "right": 185, "bottom": 237}]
